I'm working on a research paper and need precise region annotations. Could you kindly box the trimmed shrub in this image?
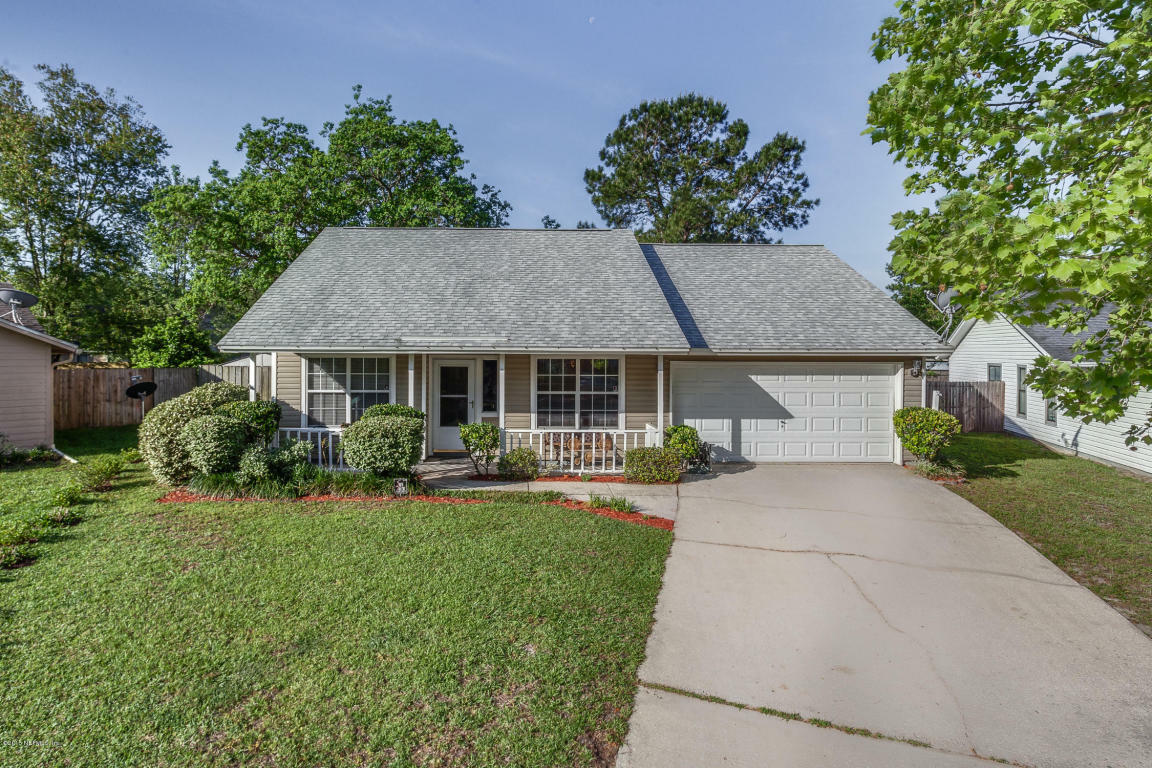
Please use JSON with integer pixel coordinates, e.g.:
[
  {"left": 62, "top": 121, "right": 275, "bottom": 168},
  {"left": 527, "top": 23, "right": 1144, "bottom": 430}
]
[
  {"left": 120, "top": 447, "right": 143, "bottom": 464},
  {"left": 341, "top": 416, "right": 423, "bottom": 476},
  {"left": 498, "top": 447, "right": 540, "bottom": 481},
  {"left": 179, "top": 415, "right": 249, "bottom": 476},
  {"left": 75, "top": 455, "right": 126, "bottom": 491},
  {"left": 139, "top": 381, "right": 247, "bottom": 486},
  {"left": 51, "top": 484, "right": 84, "bottom": 508},
  {"left": 624, "top": 447, "right": 681, "bottom": 483},
  {"left": 664, "top": 425, "right": 701, "bottom": 466},
  {"left": 235, "top": 445, "right": 275, "bottom": 485},
  {"left": 361, "top": 403, "right": 426, "bottom": 422},
  {"left": 893, "top": 407, "right": 961, "bottom": 462},
  {"left": 460, "top": 423, "right": 500, "bottom": 475},
  {"left": 216, "top": 400, "right": 282, "bottom": 445}
]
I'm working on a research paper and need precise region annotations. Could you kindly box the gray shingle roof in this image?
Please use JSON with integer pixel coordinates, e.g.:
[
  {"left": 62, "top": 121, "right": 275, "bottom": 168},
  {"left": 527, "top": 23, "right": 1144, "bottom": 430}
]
[
  {"left": 0, "top": 282, "right": 45, "bottom": 333},
  {"left": 218, "top": 228, "right": 690, "bottom": 352},
  {"left": 643, "top": 243, "right": 949, "bottom": 353},
  {"left": 218, "top": 228, "right": 950, "bottom": 355},
  {"left": 1020, "top": 304, "right": 1117, "bottom": 361}
]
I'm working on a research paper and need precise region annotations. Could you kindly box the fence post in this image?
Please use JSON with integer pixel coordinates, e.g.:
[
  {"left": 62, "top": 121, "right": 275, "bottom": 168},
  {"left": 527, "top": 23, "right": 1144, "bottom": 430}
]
[{"left": 932, "top": 390, "right": 942, "bottom": 410}]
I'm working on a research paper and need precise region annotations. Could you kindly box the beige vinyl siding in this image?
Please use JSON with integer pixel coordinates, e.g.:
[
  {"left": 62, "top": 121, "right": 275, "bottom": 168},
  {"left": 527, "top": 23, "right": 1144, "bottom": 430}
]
[
  {"left": 624, "top": 355, "right": 662, "bottom": 431},
  {"left": 503, "top": 355, "right": 531, "bottom": 429},
  {"left": 276, "top": 353, "right": 303, "bottom": 428},
  {"left": 0, "top": 328, "right": 53, "bottom": 448},
  {"left": 951, "top": 316, "right": 1152, "bottom": 475}
]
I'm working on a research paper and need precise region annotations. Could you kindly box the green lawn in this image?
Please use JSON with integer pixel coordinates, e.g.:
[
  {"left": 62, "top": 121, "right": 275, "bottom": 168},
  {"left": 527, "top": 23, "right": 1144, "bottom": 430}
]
[
  {"left": 942, "top": 432, "right": 1152, "bottom": 636},
  {"left": 0, "top": 427, "right": 672, "bottom": 767}
]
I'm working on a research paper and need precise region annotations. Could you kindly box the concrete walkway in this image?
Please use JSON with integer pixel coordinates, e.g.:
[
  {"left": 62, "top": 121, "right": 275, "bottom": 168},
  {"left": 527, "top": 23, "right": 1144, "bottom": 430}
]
[{"left": 618, "top": 464, "right": 1152, "bottom": 768}]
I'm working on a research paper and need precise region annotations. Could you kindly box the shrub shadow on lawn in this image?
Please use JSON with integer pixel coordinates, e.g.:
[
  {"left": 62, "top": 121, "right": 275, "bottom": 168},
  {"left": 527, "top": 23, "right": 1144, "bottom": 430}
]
[{"left": 942, "top": 432, "right": 1066, "bottom": 480}]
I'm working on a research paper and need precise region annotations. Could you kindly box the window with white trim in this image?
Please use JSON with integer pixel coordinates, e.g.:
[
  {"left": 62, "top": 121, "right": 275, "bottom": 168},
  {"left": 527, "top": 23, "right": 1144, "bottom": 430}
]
[
  {"left": 535, "top": 357, "right": 620, "bottom": 428},
  {"left": 306, "top": 356, "right": 391, "bottom": 427}
]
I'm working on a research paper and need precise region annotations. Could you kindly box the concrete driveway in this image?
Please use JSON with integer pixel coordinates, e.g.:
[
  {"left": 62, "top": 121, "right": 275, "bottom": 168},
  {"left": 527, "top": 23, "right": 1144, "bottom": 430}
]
[{"left": 618, "top": 464, "right": 1152, "bottom": 768}]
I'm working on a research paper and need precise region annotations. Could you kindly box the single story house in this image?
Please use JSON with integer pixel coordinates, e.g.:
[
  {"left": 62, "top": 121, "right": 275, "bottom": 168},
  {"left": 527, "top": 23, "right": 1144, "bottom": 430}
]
[
  {"left": 0, "top": 284, "right": 77, "bottom": 449},
  {"left": 948, "top": 311, "right": 1151, "bottom": 476},
  {"left": 217, "top": 228, "right": 949, "bottom": 470}
]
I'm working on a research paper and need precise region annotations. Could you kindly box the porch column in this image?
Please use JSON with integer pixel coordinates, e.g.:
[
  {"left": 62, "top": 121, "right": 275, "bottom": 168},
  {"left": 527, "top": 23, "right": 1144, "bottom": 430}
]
[
  {"left": 248, "top": 353, "right": 257, "bottom": 401},
  {"left": 421, "top": 354, "right": 429, "bottom": 459},
  {"left": 408, "top": 354, "right": 415, "bottom": 407},
  {"left": 656, "top": 354, "right": 664, "bottom": 446},
  {"left": 498, "top": 354, "right": 506, "bottom": 453}
]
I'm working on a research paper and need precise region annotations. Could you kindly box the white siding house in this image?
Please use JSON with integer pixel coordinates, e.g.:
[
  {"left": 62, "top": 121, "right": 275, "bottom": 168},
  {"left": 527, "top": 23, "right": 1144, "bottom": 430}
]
[{"left": 949, "top": 315, "right": 1152, "bottom": 476}]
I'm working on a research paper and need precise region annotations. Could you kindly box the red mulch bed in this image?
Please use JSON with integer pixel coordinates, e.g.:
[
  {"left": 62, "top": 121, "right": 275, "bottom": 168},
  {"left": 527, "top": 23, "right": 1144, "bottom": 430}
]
[
  {"left": 156, "top": 490, "right": 489, "bottom": 505},
  {"left": 546, "top": 500, "right": 674, "bottom": 531}
]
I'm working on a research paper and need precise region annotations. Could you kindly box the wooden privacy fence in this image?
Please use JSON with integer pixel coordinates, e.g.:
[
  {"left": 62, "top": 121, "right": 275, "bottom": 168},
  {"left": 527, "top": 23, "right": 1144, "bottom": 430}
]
[
  {"left": 54, "top": 364, "right": 272, "bottom": 430},
  {"left": 925, "top": 380, "right": 1005, "bottom": 433}
]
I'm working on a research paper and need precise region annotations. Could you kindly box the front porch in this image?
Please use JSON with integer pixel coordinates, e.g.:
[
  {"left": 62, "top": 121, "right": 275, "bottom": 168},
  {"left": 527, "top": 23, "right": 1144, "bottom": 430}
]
[{"left": 264, "top": 350, "right": 672, "bottom": 474}]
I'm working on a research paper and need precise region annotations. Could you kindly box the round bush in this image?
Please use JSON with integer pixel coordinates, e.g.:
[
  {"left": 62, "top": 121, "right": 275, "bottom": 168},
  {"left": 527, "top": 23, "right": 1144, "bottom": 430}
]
[
  {"left": 139, "top": 381, "right": 247, "bottom": 486},
  {"left": 460, "top": 422, "right": 500, "bottom": 475},
  {"left": 892, "top": 407, "right": 962, "bottom": 462},
  {"left": 624, "top": 446, "right": 681, "bottom": 483},
  {"left": 497, "top": 447, "right": 540, "bottom": 481},
  {"left": 361, "top": 403, "right": 426, "bottom": 422},
  {"left": 216, "top": 400, "right": 282, "bottom": 444},
  {"left": 179, "top": 415, "right": 249, "bottom": 476},
  {"left": 664, "top": 425, "right": 701, "bottom": 466},
  {"left": 341, "top": 416, "right": 424, "bottom": 476},
  {"left": 235, "top": 445, "right": 275, "bottom": 485},
  {"left": 50, "top": 483, "right": 84, "bottom": 508}
]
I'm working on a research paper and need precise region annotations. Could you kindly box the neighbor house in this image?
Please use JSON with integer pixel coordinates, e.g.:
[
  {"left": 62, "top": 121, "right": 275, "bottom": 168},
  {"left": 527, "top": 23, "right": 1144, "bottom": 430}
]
[
  {"left": 217, "top": 228, "right": 948, "bottom": 470},
  {"left": 0, "top": 284, "right": 77, "bottom": 450},
  {"left": 948, "top": 311, "right": 1151, "bottom": 476}
]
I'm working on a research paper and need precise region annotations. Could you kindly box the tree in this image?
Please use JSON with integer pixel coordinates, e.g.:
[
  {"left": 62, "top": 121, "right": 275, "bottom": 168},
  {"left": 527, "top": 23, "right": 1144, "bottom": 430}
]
[
  {"left": 868, "top": 1, "right": 1152, "bottom": 443},
  {"left": 886, "top": 263, "right": 949, "bottom": 330},
  {"left": 584, "top": 93, "right": 817, "bottom": 242},
  {"left": 0, "top": 64, "right": 169, "bottom": 355},
  {"left": 147, "top": 89, "right": 510, "bottom": 332},
  {"left": 130, "top": 315, "right": 217, "bottom": 367},
  {"left": 540, "top": 215, "right": 560, "bottom": 229}
]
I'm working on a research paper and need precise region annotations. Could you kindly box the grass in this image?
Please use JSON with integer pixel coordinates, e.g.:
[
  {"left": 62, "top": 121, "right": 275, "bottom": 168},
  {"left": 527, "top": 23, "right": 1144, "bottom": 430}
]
[
  {"left": 0, "top": 427, "right": 672, "bottom": 767},
  {"left": 942, "top": 432, "right": 1152, "bottom": 635}
]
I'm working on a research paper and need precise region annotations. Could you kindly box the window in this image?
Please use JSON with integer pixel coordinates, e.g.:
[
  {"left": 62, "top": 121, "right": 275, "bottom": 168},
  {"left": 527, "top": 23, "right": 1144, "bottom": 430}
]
[
  {"left": 987, "top": 363, "right": 1002, "bottom": 382},
  {"left": 1016, "top": 365, "right": 1028, "bottom": 417},
  {"left": 1045, "top": 398, "right": 1058, "bottom": 425},
  {"left": 481, "top": 359, "right": 498, "bottom": 413},
  {"left": 535, "top": 357, "right": 620, "bottom": 428},
  {"left": 306, "top": 356, "right": 391, "bottom": 427}
]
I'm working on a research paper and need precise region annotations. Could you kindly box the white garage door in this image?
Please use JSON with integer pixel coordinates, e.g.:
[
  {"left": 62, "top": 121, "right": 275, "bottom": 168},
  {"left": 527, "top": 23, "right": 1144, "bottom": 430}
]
[{"left": 672, "top": 362, "right": 899, "bottom": 463}]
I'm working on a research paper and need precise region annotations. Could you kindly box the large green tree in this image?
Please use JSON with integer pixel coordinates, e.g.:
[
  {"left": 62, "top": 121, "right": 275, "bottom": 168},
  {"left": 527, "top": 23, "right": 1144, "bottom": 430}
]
[
  {"left": 869, "top": 1, "right": 1152, "bottom": 444},
  {"left": 0, "top": 65, "right": 170, "bottom": 354},
  {"left": 584, "top": 94, "right": 817, "bottom": 242},
  {"left": 148, "top": 90, "right": 510, "bottom": 332}
]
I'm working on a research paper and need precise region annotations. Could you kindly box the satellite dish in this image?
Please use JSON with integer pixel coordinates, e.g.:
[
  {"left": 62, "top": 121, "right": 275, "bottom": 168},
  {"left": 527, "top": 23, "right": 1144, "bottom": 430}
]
[
  {"left": 931, "top": 288, "right": 959, "bottom": 311},
  {"left": 0, "top": 288, "right": 38, "bottom": 326},
  {"left": 126, "top": 381, "right": 157, "bottom": 400}
]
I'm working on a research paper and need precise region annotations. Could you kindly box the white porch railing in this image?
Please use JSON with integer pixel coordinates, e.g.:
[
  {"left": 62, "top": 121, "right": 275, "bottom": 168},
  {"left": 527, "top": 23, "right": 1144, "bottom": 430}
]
[
  {"left": 277, "top": 427, "right": 346, "bottom": 469},
  {"left": 503, "top": 429, "right": 649, "bottom": 474},
  {"left": 278, "top": 425, "right": 662, "bottom": 475}
]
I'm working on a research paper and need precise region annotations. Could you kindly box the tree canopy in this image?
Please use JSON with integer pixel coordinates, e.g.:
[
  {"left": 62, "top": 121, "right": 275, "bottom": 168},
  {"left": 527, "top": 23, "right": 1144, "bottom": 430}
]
[
  {"left": 869, "top": 1, "right": 1152, "bottom": 443},
  {"left": 147, "top": 89, "right": 510, "bottom": 332},
  {"left": 130, "top": 314, "right": 217, "bottom": 367},
  {"left": 0, "top": 64, "right": 170, "bottom": 355},
  {"left": 584, "top": 94, "right": 817, "bottom": 242}
]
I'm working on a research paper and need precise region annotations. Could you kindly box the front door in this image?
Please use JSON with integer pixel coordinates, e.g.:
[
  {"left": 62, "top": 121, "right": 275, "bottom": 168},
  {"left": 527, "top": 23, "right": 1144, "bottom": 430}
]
[{"left": 433, "top": 360, "right": 474, "bottom": 451}]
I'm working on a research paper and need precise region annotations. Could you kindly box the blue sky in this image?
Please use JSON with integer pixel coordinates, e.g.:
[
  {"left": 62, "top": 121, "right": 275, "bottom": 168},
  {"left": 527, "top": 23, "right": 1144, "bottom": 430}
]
[{"left": 1, "top": 0, "right": 915, "bottom": 288}]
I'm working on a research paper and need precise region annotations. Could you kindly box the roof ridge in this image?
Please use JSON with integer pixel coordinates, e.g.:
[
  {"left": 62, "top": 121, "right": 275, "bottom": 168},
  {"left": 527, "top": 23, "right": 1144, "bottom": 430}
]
[
  {"left": 643, "top": 242, "right": 827, "bottom": 247},
  {"left": 322, "top": 226, "right": 629, "bottom": 232}
]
